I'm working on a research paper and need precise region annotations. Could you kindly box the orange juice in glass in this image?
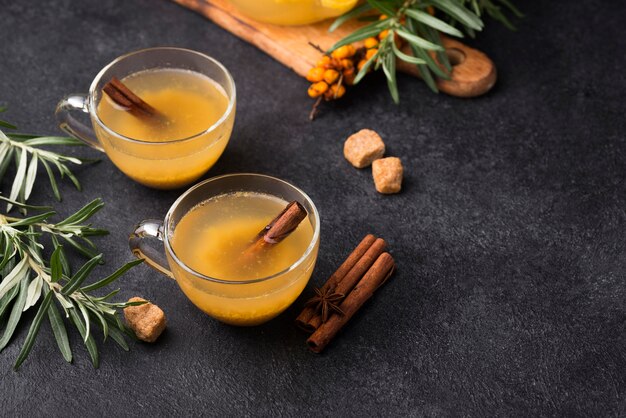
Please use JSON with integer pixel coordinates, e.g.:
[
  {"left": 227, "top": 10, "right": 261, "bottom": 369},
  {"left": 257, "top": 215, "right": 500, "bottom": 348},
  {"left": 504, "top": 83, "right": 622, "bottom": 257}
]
[
  {"left": 56, "top": 47, "right": 236, "bottom": 189},
  {"left": 129, "top": 174, "right": 320, "bottom": 326}
]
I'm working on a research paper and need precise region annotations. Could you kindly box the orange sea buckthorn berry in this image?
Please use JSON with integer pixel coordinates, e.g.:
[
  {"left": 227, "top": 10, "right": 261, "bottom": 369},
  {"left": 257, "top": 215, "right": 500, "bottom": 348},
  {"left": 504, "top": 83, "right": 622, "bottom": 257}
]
[
  {"left": 306, "top": 67, "right": 325, "bottom": 83},
  {"left": 378, "top": 29, "right": 389, "bottom": 40},
  {"left": 323, "top": 69, "right": 340, "bottom": 84},
  {"left": 357, "top": 59, "right": 368, "bottom": 72},
  {"left": 331, "top": 44, "right": 356, "bottom": 59},
  {"left": 364, "top": 37, "right": 379, "bottom": 49},
  {"left": 379, "top": 14, "right": 388, "bottom": 20},
  {"left": 316, "top": 55, "right": 332, "bottom": 68},
  {"left": 329, "top": 83, "right": 346, "bottom": 99},
  {"left": 366, "top": 48, "right": 378, "bottom": 60},
  {"left": 343, "top": 67, "right": 356, "bottom": 85},
  {"left": 340, "top": 58, "right": 354, "bottom": 69},
  {"left": 308, "top": 81, "right": 329, "bottom": 98}
]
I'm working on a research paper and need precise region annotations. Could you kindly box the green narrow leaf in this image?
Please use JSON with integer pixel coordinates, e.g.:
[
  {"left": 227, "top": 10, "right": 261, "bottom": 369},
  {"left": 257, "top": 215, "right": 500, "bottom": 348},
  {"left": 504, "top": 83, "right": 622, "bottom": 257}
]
[
  {"left": 47, "top": 292, "right": 72, "bottom": 363},
  {"left": 0, "top": 195, "right": 52, "bottom": 210},
  {"left": 56, "top": 198, "right": 104, "bottom": 226},
  {"left": 406, "top": 18, "right": 451, "bottom": 79},
  {"left": 79, "top": 228, "right": 109, "bottom": 237},
  {"left": 0, "top": 256, "right": 29, "bottom": 300},
  {"left": 0, "top": 120, "right": 17, "bottom": 130},
  {"left": 0, "top": 146, "right": 14, "bottom": 184},
  {"left": 79, "top": 236, "right": 98, "bottom": 251},
  {"left": 106, "top": 313, "right": 136, "bottom": 342},
  {"left": 51, "top": 236, "right": 71, "bottom": 276},
  {"left": 392, "top": 40, "right": 427, "bottom": 65},
  {"left": 382, "top": 51, "right": 399, "bottom": 104},
  {"left": 87, "top": 305, "right": 108, "bottom": 341},
  {"left": 23, "top": 275, "right": 43, "bottom": 311},
  {"left": 61, "top": 236, "right": 99, "bottom": 259},
  {"left": 61, "top": 254, "right": 103, "bottom": 295},
  {"left": 471, "top": 0, "right": 481, "bottom": 16},
  {"left": 22, "top": 136, "right": 84, "bottom": 147},
  {"left": 422, "top": 25, "right": 452, "bottom": 72},
  {"left": 485, "top": 4, "right": 516, "bottom": 30},
  {"left": 7, "top": 211, "right": 56, "bottom": 227},
  {"left": 5, "top": 133, "right": 37, "bottom": 139},
  {"left": 40, "top": 159, "right": 61, "bottom": 201},
  {"left": 435, "top": 0, "right": 484, "bottom": 31},
  {"left": 396, "top": 28, "right": 445, "bottom": 51},
  {"left": 405, "top": 22, "right": 439, "bottom": 94},
  {"left": 498, "top": 0, "right": 524, "bottom": 17},
  {"left": 0, "top": 281, "right": 20, "bottom": 319},
  {"left": 0, "top": 142, "right": 10, "bottom": 169},
  {"left": 78, "top": 302, "right": 91, "bottom": 343},
  {"left": 81, "top": 259, "right": 144, "bottom": 292},
  {"left": 367, "top": 0, "right": 395, "bottom": 16},
  {"left": 353, "top": 49, "right": 379, "bottom": 85},
  {"left": 0, "top": 240, "right": 15, "bottom": 272},
  {"left": 68, "top": 307, "right": 99, "bottom": 368},
  {"left": 329, "top": 2, "right": 372, "bottom": 32},
  {"left": 50, "top": 246, "right": 63, "bottom": 283},
  {"left": 23, "top": 151, "right": 38, "bottom": 201},
  {"left": 8, "top": 147, "right": 28, "bottom": 211},
  {"left": 13, "top": 291, "right": 53, "bottom": 369},
  {"left": 328, "top": 20, "right": 389, "bottom": 52},
  {"left": 94, "top": 289, "right": 120, "bottom": 304},
  {"left": 0, "top": 277, "right": 28, "bottom": 351},
  {"left": 405, "top": 8, "right": 464, "bottom": 37},
  {"left": 106, "top": 324, "right": 129, "bottom": 351},
  {"left": 59, "top": 165, "right": 81, "bottom": 191}
]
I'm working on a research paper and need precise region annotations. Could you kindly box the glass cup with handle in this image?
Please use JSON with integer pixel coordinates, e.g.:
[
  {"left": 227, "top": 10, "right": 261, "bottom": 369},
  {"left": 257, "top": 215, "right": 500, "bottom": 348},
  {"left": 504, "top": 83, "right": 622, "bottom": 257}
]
[
  {"left": 56, "top": 47, "right": 236, "bottom": 189},
  {"left": 129, "top": 173, "right": 321, "bottom": 326}
]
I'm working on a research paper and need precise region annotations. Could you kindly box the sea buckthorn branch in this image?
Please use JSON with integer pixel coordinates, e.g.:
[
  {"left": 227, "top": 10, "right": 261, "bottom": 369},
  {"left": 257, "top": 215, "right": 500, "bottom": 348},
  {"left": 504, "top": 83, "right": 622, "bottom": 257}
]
[
  {"left": 0, "top": 110, "right": 143, "bottom": 370},
  {"left": 306, "top": 0, "right": 521, "bottom": 117}
]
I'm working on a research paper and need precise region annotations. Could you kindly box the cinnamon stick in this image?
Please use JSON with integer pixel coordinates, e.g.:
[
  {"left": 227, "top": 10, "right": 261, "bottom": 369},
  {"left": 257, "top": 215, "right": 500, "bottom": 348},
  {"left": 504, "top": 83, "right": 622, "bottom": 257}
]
[
  {"left": 307, "top": 252, "right": 396, "bottom": 353},
  {"left": 299, "top": 237, "right": 387, "bottom": 332},
  {"left": 102, "top": 77, "right": 163, "bottom": 120},
  {"left": 241, "top": 201, "right": 307, "bottom": 258},
  {"left": 295, "top": 234, "right": 376, "bottom": 330}
]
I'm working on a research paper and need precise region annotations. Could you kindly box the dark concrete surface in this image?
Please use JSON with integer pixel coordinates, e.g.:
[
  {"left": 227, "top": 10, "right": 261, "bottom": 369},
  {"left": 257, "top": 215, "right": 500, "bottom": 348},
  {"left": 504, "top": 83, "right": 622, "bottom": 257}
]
[{"left": 1, "top": 0, "right": 625, "bottom": 416}]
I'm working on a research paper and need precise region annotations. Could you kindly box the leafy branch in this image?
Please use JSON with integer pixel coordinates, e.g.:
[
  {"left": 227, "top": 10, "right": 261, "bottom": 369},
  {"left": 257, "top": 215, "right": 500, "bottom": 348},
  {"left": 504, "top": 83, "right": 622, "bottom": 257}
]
[
  {"left": 0, "top": 197, "right": 143, "bottom": 369},
  {"left": 0, "top": 109, "right": 143, "bottom": 369},
  {"left": 0, "top": 106, "right": 91, "bottom": 212},
  {"left": 329, "top": 0, "right": 522, "bottom": 102}
]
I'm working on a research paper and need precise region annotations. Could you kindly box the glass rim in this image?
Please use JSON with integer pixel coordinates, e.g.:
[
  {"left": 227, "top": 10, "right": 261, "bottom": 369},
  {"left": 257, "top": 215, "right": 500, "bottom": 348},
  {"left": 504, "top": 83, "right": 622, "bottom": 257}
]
[
  {"left": 162, "top": 173, "right": 321, "bottom": 285},
  {"left": 87, "top": 47, "right": 236, "bottom": 145}
]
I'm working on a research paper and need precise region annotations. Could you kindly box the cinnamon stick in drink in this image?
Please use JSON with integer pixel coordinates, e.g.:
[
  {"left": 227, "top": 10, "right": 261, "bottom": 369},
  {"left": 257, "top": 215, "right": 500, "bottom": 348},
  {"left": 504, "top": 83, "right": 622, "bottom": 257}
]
[
  {"left": 241, "top": 201, "right": 307, "bottom": 259},
  {"left": 307, "top": 252, "right": 396, "bottom": 353},
  {"left": 102, "top": 77, "right": 163, "bottom": 120}
]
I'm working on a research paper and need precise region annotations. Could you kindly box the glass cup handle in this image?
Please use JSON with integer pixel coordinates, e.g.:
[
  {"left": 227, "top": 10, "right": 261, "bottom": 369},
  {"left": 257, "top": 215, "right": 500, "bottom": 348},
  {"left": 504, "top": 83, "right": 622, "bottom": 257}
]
[
  {"left": 129, "top": 219, "right": 175, "bottom": 280},
  {"left": 55, "top": 94, "right": 104, "bottom": 152}
]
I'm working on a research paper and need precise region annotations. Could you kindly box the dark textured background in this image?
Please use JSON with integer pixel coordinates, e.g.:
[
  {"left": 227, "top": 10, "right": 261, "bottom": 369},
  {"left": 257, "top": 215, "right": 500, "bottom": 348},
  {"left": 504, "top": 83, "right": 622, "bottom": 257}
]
[{"left": 1, "top": 0, "right": 625, "bottom": 416}]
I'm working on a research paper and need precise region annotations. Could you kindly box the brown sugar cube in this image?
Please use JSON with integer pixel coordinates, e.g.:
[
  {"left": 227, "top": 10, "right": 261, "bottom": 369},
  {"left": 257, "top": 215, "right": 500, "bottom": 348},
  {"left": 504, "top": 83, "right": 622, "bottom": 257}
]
[
  {"left": 124, "top": 297, "right": 166, "bottom": 343},
  {"left": 372, "top": 157, "right": 403, "bottom": 194},
  {"left": 343, "top": 129, "right": 386, "bottom": 168}
]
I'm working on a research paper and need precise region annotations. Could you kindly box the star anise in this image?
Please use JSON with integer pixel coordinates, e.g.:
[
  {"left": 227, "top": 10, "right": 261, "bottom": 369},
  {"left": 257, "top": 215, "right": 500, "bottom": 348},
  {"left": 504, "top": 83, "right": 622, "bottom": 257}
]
[{"left": 304, "top": 287, "right": 345, "bottom": 323}]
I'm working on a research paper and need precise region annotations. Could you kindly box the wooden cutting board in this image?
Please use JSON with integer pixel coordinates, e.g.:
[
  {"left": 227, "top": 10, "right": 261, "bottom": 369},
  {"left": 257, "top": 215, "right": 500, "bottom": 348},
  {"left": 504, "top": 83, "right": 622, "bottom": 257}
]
[{"left": 171, "top": 0, "right": 496, "bottom": 97}]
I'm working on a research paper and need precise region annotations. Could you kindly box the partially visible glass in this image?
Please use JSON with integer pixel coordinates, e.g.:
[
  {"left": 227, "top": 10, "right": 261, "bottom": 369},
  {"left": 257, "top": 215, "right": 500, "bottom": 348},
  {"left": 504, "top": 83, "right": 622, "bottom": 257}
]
[
  {"left": 56, "top": 47, "right": 236, "bottom": 189},
  {"left": 228, "top": 0, "right": 358, "bottom": 25}
]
